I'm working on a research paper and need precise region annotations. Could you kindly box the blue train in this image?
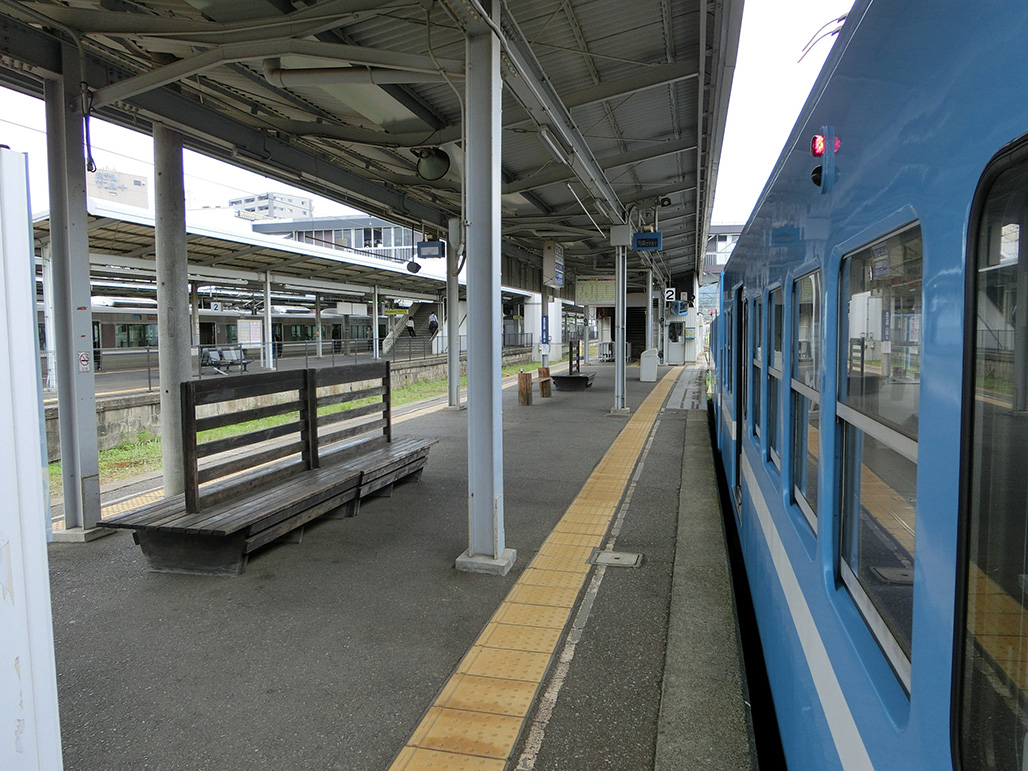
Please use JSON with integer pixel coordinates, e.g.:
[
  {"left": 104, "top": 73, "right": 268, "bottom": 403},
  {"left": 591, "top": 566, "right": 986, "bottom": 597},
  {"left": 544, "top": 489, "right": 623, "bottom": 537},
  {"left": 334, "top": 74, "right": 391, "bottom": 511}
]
[{"left": 710, "top": 1, "right": 1028, "bottom": 768}]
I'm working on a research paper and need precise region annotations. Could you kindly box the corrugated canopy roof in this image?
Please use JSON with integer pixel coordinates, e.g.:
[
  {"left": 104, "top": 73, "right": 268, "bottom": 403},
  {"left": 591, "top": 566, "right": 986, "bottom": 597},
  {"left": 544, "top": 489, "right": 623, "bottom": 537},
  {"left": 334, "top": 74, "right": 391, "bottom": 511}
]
[{"left": 1, "top": 0, "right": 742, "bottom": 292}]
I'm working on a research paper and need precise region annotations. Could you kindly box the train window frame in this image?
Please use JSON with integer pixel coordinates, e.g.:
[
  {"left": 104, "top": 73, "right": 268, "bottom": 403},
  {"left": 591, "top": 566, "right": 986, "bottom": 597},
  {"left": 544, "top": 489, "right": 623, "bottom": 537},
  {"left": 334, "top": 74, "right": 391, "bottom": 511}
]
[
  {"left": 836, "top": 223, "right": 922, "bottom": 693},
  {"left": 768, "top": 286, "right": 784, "bottom": 469},
  {"left": 752, "top": 296, "right": 763, "bottom": 439},
  {"left": 791, "top": 270, "right": 821, "bottom": 530},
  {"left": 957, "top": 138, "right": 1028, "bottom": 771}
]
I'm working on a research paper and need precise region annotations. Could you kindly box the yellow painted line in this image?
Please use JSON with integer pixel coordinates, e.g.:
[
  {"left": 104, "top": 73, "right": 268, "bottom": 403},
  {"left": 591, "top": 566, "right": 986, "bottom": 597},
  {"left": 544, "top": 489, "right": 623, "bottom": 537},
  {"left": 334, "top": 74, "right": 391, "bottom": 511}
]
[
  {"left": 388, "top": 367, "right": 681, "bottom": 770},
  {"left": 51, "top": 489, "right": 165, "bottom": 530}
]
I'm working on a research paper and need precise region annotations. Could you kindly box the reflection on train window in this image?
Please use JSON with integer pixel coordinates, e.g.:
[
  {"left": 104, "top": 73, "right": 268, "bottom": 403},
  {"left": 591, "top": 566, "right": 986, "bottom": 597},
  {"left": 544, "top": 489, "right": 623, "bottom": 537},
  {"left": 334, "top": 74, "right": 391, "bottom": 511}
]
[
  {"left": 792, "top": 272, "right": 821, "bottom": 527},
  {"left": 837, "top": 226, "right": 922, "bottom": 689},
  {"left": 839, "top": 227, "right": 923, "bottom": 437},
  {"left": 725, "top": 308, "right": 733, "bottom": 394},
  {"left": 962, "top": 157, "right": 1028, "bottom": 771},
  {"left": 115, "top": 323, "right": 158, "bottom": 348},
  {"left": 769, "top": 288, "right": 784, "bottom": 467},
  {"left": 753, "top": 298, "right": 763, "bottom": 438}
]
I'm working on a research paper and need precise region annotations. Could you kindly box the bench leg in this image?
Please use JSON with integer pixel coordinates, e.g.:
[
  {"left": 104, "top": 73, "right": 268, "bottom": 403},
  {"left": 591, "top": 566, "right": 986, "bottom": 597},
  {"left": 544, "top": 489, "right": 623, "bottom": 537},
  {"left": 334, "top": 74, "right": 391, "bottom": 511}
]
[
  {"left": 134, "top": 531, "right": 248, "bottom": 575},
  {"left": 324, "top": 498, "right": 360, "bottom": 519},
  {"left": 280, "top": 525, "right": 305, "bottom": 544}
]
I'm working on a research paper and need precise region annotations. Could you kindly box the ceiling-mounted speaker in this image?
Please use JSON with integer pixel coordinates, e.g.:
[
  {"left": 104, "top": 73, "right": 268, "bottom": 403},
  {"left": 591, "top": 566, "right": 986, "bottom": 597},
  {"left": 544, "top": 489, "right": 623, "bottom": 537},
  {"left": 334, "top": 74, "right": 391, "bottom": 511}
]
[{"left": 414, "top": 147, "right": 450, "bottom": 181}]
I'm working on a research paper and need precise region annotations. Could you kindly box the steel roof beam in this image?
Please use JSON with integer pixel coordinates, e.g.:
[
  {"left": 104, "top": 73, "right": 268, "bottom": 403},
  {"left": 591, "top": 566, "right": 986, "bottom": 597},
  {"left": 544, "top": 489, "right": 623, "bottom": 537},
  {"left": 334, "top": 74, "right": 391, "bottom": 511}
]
[
  {"left": 504, "top": 136, "right": 697, "bottom": 195},
  {"left": 84, "top": 38, "right": 464, "bottom": 112}
]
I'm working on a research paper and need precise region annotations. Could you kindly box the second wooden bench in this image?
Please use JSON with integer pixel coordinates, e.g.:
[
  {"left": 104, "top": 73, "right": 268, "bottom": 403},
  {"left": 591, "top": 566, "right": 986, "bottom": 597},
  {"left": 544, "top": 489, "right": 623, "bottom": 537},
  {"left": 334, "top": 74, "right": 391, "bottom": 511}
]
[{"left": 100, "top": 361, "right": 434, "bottom": 575}]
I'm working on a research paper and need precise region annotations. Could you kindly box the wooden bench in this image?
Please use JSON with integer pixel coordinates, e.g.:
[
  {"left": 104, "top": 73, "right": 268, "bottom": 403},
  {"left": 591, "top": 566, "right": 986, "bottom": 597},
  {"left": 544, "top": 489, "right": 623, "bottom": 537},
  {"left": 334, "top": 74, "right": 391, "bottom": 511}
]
[
  {"left": 100, "top": 361, "right": 434, "bottom": 575},
  {"left": 517, "top": 367, "right": 552, "bottom": 405}
]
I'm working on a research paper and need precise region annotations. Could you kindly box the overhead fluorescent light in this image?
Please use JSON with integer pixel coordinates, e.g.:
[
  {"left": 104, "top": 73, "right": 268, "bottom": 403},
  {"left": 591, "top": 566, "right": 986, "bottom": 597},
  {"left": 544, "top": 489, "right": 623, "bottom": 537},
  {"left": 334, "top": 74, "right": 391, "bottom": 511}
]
[{"left": 538, "top": 126, "right": 571, "bottom": 166}]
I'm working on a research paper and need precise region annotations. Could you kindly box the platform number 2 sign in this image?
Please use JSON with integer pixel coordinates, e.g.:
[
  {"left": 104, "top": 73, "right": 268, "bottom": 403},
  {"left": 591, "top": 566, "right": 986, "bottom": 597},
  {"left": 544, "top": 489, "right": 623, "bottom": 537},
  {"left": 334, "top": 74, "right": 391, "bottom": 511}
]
[{"left": 664, "top": 288, "right": 676, "bottom": 303}]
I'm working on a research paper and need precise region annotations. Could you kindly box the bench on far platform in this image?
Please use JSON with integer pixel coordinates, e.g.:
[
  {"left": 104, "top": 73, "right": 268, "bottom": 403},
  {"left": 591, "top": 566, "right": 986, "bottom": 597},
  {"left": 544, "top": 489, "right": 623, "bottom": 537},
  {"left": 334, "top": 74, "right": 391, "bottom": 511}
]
[{"left": 100, "top": 361, "right": 434, "bottom": 575}]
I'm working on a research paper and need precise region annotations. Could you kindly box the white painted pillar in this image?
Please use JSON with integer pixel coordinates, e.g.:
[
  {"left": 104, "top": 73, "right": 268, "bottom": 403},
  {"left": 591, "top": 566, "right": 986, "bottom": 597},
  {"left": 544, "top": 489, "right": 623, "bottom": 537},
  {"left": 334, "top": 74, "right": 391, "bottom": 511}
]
[
  {"left": 456, "top": 0, "right": 515, "bottom": 575},
  {"left": 315, "top": 294, "right": 323, "bottom": 358},
  {"left": 447, "top": 248, "right": 461, "bottom": 407},
  {"left": 645, "top": 269, "right": 654, "bottom": 350},
  {"left": 190, "top": 282, "right": 200, "bottom": 351},
  {"left": 263, "top": 273, "right": 274, "bottom": 367},
  {"left": 44, "top": 55, "right": 101, "bottom": 532},
  {"left": 613, "top": 245, "right": 628, "bottom": 413},
  {"left": 372, "top": 285, "right": 381, "bottom": 359},
  {"left": 41, "top": 244, "right": 57, "bottom": 390},
  {"left": 154, "top": 124, "right": 192, "bottom": 497},
  {"left": 0, "top": 147, "right": 64, "bottom": 770}
]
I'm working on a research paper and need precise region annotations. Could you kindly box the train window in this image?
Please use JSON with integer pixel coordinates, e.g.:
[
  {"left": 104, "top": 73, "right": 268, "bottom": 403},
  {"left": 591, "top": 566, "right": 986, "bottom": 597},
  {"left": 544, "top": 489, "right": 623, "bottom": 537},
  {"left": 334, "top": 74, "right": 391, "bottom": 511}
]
[
  {"left": 753, "top": 298, "right": 763, "bottom": 437},
  {"left": 961, "top": 156, "right": 1028, "bottom": 771},
  {"left": 114, "top": 323, "right": 158, "bottom": 348},
  {"left": 792, "top": 272, "right": 821, "bottom": 526},
  {"left": 837, "top": 225, "right": 922, "bottom": 690},
  {"left": 769, "top": 288, "right": 784, "bottom": 467}
]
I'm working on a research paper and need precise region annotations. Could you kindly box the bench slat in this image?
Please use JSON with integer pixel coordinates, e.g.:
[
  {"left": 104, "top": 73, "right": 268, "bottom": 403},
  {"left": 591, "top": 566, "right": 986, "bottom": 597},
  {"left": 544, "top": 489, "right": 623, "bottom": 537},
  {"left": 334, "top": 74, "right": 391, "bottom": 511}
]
[
  {"left": 197, "top": 419, "right": 304, "bottom": 459},
  {"left": 195, "top": 398, "right": 303, "bottom": 433},
  {"left": 317, "top": 384, "right": 386, "bottom": 409},
  {"left": 317, "top": 401, "right": 385, "bottom": 428}
]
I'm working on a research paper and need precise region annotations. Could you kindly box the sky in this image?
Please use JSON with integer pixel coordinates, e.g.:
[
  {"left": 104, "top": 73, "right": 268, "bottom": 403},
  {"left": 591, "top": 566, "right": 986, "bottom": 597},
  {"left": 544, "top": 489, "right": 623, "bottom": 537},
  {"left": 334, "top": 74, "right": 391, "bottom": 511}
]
[
  {"left": 711, "top": 0, "right": 854, "bottom": 225},
  {"left": 0, "top": 0, "right": 853, "bottom": 232}
]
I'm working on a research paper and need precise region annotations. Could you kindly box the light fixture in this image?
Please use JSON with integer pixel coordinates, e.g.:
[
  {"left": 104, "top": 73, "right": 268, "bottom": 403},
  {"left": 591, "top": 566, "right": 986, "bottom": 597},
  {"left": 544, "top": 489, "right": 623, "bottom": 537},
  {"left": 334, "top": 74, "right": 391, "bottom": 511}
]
[
  {"left": 406, "top": 260, "right": 422, "bottom": 274},
  {"left": 414, "top": 147, "right": 450, "bottom": 181},
  {"left": 538, "top": 126, "right": 571, "bottom": 166}
]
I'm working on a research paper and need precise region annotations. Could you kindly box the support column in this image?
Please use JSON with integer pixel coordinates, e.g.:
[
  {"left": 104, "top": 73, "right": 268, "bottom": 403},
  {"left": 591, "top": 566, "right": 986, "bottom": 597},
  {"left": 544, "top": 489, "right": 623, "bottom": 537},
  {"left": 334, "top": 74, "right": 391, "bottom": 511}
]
[
  {"left": 372, "top": 286, "right": 381, "bottom": 359},
  {"left": 0, "top": 146, "right": 64, "bottom": 769},
  {"left": 645, "top": 269, "right": 654, "bottom": 350},
  {"left": 583, "top": 306, "right": 592, "bottom": 365},
  {"left": 612, "top": 245, "right": 629, "bottom": 413},
  {"left": 315, "top": 294, "right": 323, "bottom": 358},
  {"left": 190, "top": 282, "right": 200, "bottom": 351},
  {"left": 42, "top": 244, "right": 57, "bottom": 390},
  {"left": 44, "top": 58, "right": 102, "bottom": 535},
  {"left": 456, "top": 0, "right": 515, "bottom": 575},
  {"left": 540, "top": 286, "right": 550, "bottom": 368},
  {"left": 447, "top": 246, "right": 461, "bottom": 407},
  {"left": 154, "top": 124, "right": 192, "bottom": 497},
  {"left": 263, "top": 273, "right": 274, "bottom": 367}
]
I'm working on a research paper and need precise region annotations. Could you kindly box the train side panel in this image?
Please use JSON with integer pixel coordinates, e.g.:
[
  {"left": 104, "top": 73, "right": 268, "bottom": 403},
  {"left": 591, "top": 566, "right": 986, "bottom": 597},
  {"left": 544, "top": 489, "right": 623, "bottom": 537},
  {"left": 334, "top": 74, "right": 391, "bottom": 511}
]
[{"left": 716, "top": 1, "right": 1028, "bottom": 768}]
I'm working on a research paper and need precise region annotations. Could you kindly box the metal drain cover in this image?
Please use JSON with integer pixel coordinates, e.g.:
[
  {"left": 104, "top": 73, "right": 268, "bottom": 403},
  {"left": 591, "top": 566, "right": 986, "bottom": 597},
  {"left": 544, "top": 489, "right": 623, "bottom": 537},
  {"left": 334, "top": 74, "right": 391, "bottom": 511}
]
[{"left": 590, "top": 549, "right": 643, "bottom": 568}]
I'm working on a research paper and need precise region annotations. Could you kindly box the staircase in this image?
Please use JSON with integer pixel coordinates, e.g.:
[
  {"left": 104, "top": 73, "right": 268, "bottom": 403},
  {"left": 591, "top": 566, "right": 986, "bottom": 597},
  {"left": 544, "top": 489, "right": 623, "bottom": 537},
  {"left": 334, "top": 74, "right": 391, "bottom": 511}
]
[
  {"left": 388, "top": 303, "right": 441, "bottom": 359},
  {"left": 625, "top": 306, "right": 647, "bottom": 362}
]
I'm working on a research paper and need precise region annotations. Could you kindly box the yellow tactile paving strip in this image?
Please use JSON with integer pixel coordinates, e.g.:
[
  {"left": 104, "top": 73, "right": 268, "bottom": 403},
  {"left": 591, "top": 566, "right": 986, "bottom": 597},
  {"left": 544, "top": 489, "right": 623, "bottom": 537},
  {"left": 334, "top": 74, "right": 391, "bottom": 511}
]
[
  {"left": 51, "top": 489, "right": 164, "bottom": 531},
  {"left": 388, "top": 367, "right": 681, "bottom": 771}
]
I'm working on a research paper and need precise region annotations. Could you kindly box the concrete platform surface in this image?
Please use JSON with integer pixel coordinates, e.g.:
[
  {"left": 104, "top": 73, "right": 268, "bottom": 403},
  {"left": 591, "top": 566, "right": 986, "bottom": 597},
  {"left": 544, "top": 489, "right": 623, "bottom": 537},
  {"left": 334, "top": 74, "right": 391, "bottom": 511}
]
[{"left": 46, "top": 363, "right": 756, "bottom": 770}]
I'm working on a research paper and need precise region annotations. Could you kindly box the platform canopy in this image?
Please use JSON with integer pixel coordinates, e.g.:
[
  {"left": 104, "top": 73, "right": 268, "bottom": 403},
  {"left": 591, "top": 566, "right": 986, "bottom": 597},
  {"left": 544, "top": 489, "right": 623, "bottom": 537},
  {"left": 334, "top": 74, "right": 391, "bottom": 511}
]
[{"left": 0, "top": 0, "right": 741, "bottom": 293}]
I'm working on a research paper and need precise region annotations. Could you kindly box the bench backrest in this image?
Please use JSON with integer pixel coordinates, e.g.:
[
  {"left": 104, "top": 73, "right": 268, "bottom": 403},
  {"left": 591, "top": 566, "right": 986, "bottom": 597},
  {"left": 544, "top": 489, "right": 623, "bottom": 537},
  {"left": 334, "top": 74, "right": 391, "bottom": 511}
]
[{"left": 181, "top": 361, "right": 391, "bottom": 513}]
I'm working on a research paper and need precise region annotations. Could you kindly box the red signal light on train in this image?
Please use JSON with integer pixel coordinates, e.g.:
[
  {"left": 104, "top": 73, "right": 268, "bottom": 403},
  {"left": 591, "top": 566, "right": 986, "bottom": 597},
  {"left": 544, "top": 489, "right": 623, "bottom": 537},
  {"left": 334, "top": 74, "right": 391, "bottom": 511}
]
[{"left": 811, "top": 134, "right": 841, "bottom": 156}]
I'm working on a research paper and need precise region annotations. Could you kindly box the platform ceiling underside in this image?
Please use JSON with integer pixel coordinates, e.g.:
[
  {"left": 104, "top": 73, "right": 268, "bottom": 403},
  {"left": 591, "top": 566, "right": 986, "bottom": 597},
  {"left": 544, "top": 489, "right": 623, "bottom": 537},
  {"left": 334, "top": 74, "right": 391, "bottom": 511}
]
[{"left": 0, "top": 0, "right": 741, "bottom": 292}]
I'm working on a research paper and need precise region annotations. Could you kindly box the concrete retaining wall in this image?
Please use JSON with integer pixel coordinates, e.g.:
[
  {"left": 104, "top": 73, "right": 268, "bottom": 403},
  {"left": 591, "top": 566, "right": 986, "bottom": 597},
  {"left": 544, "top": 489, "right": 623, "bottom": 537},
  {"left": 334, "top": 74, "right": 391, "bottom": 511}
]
[{"left": 45, "top": 350, "right": 534, "bottom": 463}]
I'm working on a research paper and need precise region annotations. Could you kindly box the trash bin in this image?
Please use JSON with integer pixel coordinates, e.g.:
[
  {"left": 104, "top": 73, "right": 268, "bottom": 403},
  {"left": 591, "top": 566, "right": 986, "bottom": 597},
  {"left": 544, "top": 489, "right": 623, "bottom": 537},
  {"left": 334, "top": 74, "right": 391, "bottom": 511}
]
[{"left": 640, "top": 348, "right": 658, "bottom": 382}]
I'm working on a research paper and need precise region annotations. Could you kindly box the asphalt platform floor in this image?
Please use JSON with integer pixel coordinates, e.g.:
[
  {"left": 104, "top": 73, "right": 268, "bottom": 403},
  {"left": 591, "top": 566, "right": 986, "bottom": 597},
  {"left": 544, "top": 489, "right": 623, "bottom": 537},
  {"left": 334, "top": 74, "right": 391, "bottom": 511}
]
[{"left": 46, "top": 362, "right": 756, "bottom": 770}]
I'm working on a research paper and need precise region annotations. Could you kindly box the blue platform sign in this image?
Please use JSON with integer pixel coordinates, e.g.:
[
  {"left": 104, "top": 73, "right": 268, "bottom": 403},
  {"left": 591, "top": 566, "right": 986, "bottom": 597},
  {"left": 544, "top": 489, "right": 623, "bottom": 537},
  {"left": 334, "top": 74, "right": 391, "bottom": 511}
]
[
  {"left": 633, "top": 231, "right": 662, "bottom": 251},
  {"left": 541, "top": 315, "right": 549, "bottom": 345}
]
